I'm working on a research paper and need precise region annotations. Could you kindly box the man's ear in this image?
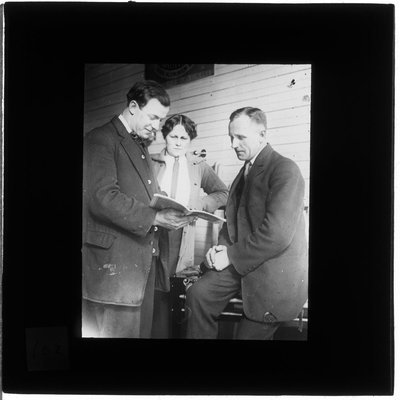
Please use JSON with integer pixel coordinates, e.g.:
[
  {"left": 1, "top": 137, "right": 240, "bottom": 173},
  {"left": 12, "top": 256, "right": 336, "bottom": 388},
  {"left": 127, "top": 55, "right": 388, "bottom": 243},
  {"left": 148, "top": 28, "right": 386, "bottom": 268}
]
[
  {"left": 259, "top": 129, "right": 267, "bottom": 141},
  {"left": 128, "top": 100, "right": 139, "bottom": 115}
]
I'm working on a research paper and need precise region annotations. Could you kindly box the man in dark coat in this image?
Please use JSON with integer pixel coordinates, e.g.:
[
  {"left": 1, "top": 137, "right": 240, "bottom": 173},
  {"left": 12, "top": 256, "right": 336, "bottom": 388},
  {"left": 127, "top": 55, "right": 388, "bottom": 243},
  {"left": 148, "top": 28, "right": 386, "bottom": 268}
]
[
  {"left": 82, "top": 80, "right": 194, "bottom": 338},
  {"left": 185, "top": 107, "right": 308, "bottom": 340}
]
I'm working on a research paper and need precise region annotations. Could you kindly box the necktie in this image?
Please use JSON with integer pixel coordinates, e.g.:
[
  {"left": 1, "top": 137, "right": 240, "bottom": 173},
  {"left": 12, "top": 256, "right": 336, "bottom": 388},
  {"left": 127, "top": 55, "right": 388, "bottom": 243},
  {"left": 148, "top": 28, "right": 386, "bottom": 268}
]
[
  {"left": 131, "top": 133, "right": 151, "bottom": 171},
  {"left": 170, "top": 157, "right": 180, "bottom": 199},
  {"left": 244, "top": 161, "right": 252, "bottom": 180},
  {"left": 235, "top": 164, "right": 248, "bottom": 204},
  {"left": 131, "top": 133, "right": 148, "bottom": 149}
]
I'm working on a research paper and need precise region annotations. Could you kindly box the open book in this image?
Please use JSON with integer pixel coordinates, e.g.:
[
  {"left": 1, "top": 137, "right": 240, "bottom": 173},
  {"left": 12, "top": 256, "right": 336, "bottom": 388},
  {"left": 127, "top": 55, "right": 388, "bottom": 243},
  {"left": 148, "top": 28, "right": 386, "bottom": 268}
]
[{"left": 150, "top": 193, "right": 226, "bottom": 224}]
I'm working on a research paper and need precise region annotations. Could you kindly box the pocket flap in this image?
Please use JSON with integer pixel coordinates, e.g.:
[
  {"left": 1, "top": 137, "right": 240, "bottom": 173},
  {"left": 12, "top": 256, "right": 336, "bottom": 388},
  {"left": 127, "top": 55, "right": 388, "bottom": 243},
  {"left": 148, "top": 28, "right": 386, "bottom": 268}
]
[{"left": 85, "top": 230, "right": 116, "bottom": 249}]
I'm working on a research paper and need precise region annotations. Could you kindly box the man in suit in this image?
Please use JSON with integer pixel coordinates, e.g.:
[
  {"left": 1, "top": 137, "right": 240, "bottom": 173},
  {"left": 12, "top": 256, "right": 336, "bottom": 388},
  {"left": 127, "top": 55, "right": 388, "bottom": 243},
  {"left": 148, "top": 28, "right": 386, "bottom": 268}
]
[
  {"left": 82, "top": 80, "right": 194, "bottom": 338},
  {"left": 185, "top": 107, "right": 308, "bottom": 340}
]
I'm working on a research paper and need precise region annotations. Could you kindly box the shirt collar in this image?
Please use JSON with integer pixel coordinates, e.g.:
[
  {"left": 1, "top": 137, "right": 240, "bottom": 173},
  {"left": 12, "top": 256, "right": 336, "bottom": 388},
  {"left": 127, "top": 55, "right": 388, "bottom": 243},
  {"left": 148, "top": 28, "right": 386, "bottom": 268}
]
[
  {"left": 118, "top": 114, "right": 132, "bottom": 134},
  {"left": 164, "top": 149, "right": 185, "bottom": 163},
  {"left": 249, "top": 142, "right": 268, "bottom": 165},
  {"left": 119, "top": 113, "right": 149, "bottom": 148}
]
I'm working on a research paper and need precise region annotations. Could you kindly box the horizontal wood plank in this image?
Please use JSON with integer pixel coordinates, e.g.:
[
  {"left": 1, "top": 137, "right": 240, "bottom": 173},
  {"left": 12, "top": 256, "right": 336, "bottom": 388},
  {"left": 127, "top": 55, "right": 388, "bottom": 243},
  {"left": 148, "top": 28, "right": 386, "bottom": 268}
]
[
  {"left": 85, "top": 69, "right": 145, "bottom": 105},
  {"left": 85, "top": 63, "right": 133, "bottom": 81},
  {"left": 168, "top": 64, "right": 310, "bottom": 104},
  {"left": 170, "top": 69, "right": 311, "bottom": 113},
  {"left": 85, "top": 64, "right": 144, "bottom": 93}
]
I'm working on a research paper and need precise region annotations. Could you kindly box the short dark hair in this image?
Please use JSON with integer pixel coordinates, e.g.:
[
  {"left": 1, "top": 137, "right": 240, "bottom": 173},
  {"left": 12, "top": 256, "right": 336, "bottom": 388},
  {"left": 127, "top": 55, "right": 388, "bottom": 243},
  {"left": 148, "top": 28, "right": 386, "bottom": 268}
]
[
  {"left": 229, "top": 107, "right": 267, "bottom": 129},
  {"left": 126, "top": 80, "right": 170, "bottom": 108},
  {"left": 161, "top": 114, "right": 197, "bottom": 140}
]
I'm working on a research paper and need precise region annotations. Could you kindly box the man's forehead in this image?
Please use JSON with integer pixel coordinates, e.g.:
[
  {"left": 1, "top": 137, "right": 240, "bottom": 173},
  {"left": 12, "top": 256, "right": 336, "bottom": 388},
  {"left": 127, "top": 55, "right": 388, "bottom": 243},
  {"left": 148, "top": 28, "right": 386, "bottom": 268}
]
[
  {"left": 229, "top": 116, "right": 260, "bottom": 132},
  {"left": 143, "top": 98, "right": 169, "bottom": 116}
]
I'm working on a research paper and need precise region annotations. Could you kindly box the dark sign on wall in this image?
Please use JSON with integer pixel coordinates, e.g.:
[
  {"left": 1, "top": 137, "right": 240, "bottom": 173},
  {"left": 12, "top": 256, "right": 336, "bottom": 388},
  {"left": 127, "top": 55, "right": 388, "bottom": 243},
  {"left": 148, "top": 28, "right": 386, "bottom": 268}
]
[{"left": 145, "top": 64, "right": 214, "bottom": 88}]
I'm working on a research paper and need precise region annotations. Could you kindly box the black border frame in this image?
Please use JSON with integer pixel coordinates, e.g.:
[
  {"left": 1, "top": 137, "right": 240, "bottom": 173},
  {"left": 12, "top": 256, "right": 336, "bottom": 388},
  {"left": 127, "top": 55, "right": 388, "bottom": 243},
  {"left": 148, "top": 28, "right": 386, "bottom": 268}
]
[{"left": 3, "top": 2, "right": 394, "bottom": 395}]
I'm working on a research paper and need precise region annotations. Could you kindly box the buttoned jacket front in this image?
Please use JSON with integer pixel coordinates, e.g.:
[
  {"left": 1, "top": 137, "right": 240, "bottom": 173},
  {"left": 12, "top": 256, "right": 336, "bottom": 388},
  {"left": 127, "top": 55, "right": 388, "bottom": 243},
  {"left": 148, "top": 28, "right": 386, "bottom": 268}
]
[
  {"left": 219, "top": 144, "right": 308, "bottom": 322},
  {"left": 82, "top": 116, "right": 163, "bottom": 306}
]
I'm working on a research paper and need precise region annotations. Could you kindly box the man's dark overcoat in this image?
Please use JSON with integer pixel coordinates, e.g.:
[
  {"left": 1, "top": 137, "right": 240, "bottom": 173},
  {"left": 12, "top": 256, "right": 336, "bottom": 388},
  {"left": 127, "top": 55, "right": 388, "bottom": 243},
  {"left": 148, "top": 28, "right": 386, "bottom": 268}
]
[
  {"left": 219, "top": 143, "right": 308, "bottom": 322},
  {"left": 83, "top": 116, "right": 163, "bottom": 306}
]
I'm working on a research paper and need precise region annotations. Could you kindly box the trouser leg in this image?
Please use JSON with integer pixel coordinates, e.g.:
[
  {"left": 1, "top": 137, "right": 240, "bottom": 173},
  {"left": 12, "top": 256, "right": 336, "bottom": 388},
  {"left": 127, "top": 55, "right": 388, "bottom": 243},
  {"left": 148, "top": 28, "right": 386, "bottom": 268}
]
[
  {"left": 82, "top": 257, "right": 156, "bottom": 338},
  {"left": 236, "top": 317, "right": 282, "bottom": 340},
  {"left": 81, "top": 299, "right": 142, "bottom": 338},
  {"left": 82, "top": 298, "right": 102, "bottom": 337},
  {"left": 167, "top": 229, "right": 183, "bottom": 275},
  {"left": 152, "top": 228, "right": 182, "bottom": 339},
  {"left": 137, "top": 257, "right": 156, "bottom": 338},
  {"left": 100, "top": 303, "right": 141, "bottom": 338},
  {"left": 151, "top": 289, "right": 170, "bottom": 339},
  {"left": 185, "top": 265, "right": 241, "bottom": 339}
]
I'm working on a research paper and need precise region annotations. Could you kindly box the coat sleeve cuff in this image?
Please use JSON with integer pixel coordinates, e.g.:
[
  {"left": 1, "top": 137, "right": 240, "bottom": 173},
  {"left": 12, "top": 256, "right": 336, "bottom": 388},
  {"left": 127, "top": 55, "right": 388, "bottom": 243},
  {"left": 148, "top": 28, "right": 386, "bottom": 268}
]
[
  {"left": 227, "top": 245, "right": 250, "bottom": 276},
  {"left": 136, "top": 206, "right": 158, "bottom": 236}
]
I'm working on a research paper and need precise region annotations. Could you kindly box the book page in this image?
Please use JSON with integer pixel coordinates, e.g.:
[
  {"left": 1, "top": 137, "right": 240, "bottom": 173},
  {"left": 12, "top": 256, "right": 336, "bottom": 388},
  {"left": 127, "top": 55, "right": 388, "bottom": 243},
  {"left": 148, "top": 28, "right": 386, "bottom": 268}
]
[{"left": 150, "top": 194, "right": 225, "bottom": 223}]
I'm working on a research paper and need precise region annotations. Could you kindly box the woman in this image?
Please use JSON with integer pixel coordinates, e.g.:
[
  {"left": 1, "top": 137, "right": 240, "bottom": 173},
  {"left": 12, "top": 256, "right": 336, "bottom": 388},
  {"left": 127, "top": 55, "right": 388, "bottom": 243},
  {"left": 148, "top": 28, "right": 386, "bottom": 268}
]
[{"left": 151, "top": 114, "right": 228, "bottom": 338}]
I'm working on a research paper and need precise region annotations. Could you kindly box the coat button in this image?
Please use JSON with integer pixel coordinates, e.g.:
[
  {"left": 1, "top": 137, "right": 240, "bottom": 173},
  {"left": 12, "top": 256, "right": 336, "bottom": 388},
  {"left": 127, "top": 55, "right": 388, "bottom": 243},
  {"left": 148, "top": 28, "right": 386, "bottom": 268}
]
[
  {"left": 148, "top": 180, "right": 152, "bottom": 184},
  {"left": 141, "top": 155, "right": 145, "bottom": 159},
  {"left": 263, "top": 312, "right": 277, "bottom": 323}
]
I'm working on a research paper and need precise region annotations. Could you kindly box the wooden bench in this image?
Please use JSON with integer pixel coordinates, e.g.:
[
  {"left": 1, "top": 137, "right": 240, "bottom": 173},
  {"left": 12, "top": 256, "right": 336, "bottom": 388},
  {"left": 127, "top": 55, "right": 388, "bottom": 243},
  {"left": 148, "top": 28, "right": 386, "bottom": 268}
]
[{"left": 170, "top": 275, "right": 308, "bottom": 340}]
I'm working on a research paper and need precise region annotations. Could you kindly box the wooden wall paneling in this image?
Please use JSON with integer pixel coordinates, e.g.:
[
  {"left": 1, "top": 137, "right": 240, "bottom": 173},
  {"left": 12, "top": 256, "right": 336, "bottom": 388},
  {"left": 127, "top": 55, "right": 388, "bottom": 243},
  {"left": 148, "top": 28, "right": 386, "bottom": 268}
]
[
  {"left": 84, "top": 63, "right": 133, "bottom": 82},
  {"left": 214, "top": 64, "right": 258, "bottom": 75},
  {"left": 85, "top": 64, "right": 144, "bottom": 94},
  {"left": 168, "top": 65, "right": 309, "bottom": 103},
  {"left": 169, "top": 66, "right": 310, "bottom": 108},
  {"left": 84, "top": 64, "right": 145, "bottom": 134},
  {"left": 169, "top": 69, "right": 311, "bottom": 114},
  {"left": 85, "top": 67, "right": 145, "bottom": 105}
]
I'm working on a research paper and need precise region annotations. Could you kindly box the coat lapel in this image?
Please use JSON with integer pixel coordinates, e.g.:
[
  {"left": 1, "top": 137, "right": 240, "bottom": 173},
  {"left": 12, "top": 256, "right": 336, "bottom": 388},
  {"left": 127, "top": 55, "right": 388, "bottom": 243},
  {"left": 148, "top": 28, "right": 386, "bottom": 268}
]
[
  {"left": 226, "top": 165, "right": 245, "bottom": 242},
  {"left": 111, "top": 117, "right": 156, "bottom": 199},
  {"left": 226, "top": 144, "right": 273, "bottom": 242},
  {"left": 249, "top": 143, "right": 273, "bottom": 180},
  {"left": 229, "top": 166, "right": 245, "bottom": 206}
]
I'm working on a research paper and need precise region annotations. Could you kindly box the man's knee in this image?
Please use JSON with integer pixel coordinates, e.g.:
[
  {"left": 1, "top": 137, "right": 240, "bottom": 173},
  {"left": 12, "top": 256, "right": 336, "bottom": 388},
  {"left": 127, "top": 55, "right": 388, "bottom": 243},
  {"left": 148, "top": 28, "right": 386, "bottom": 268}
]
[{"left": 185, "top": 278, "right": 209, "bottom": 307}]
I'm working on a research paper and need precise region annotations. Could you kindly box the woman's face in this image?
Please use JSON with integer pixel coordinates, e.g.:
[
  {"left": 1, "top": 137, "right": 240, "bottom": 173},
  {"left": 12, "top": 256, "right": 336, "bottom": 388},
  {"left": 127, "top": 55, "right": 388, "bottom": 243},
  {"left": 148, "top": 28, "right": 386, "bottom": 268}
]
[{"left": 165, "top": 124, "right": 191, "bottom": 158}]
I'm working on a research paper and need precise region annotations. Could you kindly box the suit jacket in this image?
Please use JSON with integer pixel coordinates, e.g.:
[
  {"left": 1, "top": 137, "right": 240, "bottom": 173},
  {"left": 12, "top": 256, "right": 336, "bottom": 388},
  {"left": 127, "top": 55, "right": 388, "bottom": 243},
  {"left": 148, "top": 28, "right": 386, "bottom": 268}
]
[
  {"left": 219, "top": 143, "right": 308, "bottom": 322},
  {"left": 152, "top": 150, "right": 228, "bottom": 289},
  {"left": 82, "top": 116, "right": 163, "bottom": 306}
]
